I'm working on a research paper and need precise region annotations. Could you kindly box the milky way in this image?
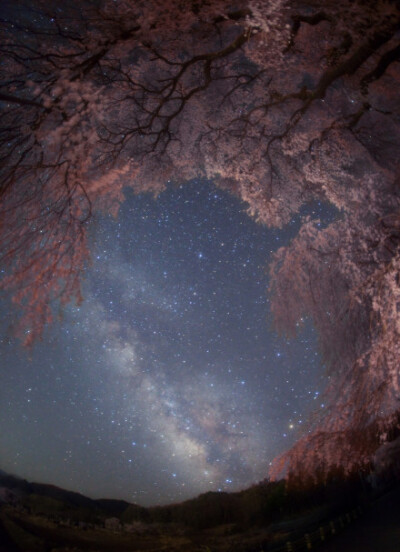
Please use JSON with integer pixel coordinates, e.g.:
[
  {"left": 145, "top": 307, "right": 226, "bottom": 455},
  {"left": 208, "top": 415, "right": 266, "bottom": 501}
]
[{"left": 0, "top": 181, "right": 334, "bottom": 505}]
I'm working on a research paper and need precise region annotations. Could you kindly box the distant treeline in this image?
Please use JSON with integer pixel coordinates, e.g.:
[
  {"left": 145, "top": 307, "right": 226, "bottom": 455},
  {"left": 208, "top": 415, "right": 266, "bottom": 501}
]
[
  {"left": 142, "top": 470, "right": 369, "bottom": 529},
  {"left": 1, "top": 461, "right": 399, "bottom": 531}
]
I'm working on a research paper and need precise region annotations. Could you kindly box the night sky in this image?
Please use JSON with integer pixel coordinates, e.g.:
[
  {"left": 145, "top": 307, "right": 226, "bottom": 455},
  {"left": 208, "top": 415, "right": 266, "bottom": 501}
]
[{"left": 0, "top": 180, "right": 335, "bottom": 506}]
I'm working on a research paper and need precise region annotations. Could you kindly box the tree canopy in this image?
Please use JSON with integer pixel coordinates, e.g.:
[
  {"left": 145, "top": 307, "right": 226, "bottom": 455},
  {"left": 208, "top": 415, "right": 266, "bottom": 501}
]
[{"left": 1, "top": 0, "right": 400, "bottom": 477}]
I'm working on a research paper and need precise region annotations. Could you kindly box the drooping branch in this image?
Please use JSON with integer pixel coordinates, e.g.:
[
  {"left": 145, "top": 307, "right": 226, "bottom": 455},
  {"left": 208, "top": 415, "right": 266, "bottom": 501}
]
[{"left": 0, "top": 92, "right": 45, "bottom": 108}]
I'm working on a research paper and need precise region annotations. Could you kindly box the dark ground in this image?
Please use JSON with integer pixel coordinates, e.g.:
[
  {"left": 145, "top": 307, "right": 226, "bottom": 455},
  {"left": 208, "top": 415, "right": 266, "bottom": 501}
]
[
  {"left": 0, "top": 518, "right": 19, "bottom": 552},
  {"left": 318, "top": 487, "right": 400, "bottom": 552}
]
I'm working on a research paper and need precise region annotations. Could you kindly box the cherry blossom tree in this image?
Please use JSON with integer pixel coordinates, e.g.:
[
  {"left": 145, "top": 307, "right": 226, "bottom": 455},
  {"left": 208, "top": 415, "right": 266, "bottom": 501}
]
[{"left": 1, "top": 0, "right": 399, "bottom": 476}]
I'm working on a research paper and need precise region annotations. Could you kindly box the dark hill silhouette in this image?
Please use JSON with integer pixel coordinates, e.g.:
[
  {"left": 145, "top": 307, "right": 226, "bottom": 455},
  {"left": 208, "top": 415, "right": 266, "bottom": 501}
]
[
  {"left": 1, "top": 467, "right": 400, "bottom": 551},
  {"left": 0, "top": 471, "right": 141, "bottom": 519},
  {"left": 0, "top": 467, "right": 383, "bottom": 529}
]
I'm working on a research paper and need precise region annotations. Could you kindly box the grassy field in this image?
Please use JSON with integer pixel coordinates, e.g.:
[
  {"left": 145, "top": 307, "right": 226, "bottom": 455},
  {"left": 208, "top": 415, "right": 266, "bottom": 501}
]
[{"left": 0, "top": 506, "right": 287, "bottom": 552}]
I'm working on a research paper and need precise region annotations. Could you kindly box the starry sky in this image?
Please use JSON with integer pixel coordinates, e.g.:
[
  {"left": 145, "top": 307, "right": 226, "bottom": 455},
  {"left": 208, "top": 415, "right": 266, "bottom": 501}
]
[{"left": 0, "top": 180, "right": 335, "bottom": 506}]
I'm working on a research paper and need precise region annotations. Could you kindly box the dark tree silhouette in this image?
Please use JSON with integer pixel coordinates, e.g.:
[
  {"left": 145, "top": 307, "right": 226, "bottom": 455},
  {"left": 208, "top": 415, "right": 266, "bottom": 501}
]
[{"left": 1, "top": 0, "right": 399, "bottom": 476}]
